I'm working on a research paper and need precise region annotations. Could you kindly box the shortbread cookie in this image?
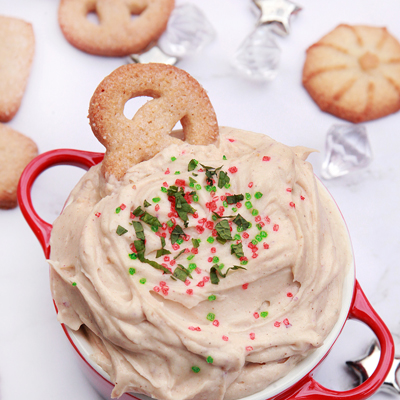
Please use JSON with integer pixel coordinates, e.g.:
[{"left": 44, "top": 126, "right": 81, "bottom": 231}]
[
  {"left": 0, "top": 123, "right": 38, "bottom": 209},
  {"left": 89, "top": 63, "right": 219, "bottom": 179},
  {"left": 58, "top": 0, "right": 174, "bottom": 57},
  {"left": 0, "top": 16, "right": 35, "bottom": 122},
  {"left": 303, "top": 24, "right": 400, "bottom": 123}
]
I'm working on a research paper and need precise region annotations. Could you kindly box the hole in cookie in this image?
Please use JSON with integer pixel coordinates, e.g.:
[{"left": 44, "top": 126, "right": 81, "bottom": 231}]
[
  {"left": 124, "top": 96, "right": 153, "bottom": 119},
  {"left": 86, "top": 11, "right": 100, "bottom": 25}
]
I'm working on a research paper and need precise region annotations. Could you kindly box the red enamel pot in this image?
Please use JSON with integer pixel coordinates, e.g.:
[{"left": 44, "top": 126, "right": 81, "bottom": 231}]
[{"left": 18, "top": 148, "right": 395, "bottom": 400}]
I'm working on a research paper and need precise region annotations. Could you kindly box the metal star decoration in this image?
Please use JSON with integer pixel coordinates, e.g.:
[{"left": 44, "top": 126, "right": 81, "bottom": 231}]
[
  {"left": 252, "top": 0, "right": 302, "bottom": 36},
  {"left": 346, "top": 340, "right": 400, "bottom": 395},
  {"left": 127, "top": 45, "right": 178, "bottom": 66}
]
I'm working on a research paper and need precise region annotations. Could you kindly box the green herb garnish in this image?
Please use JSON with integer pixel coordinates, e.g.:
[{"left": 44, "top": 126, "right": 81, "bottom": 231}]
[
  {"left": 143, "top": 200, "right": 151, "bottom": 208},
  {"left": 173, "top": 249, "right": 186, "bottom": 260},
  {"left": 132, "top": 206, "right": 145, "bottom": 217},
  {"left": 210, "top": 264, "right": 247, "bottom": 285},
  {"left": 226, "top": 194, "right": 244, "bottom": 204},
  {"left": 188, "top": 159, "right": 199, "bottom": 171},
  {"left": 131, "top": 221, "right": 145, "bottom": 240},
  {"left": 231, "top": 242, "right": 244, "bottom": 259},
  {"left": 218, "top": 170, "right": 230, "bottom": 189},
  {"left": 192, "top": 238, "right": 200, "bottom": 248},
  {"left": 116, "top": 225, "right": 128, "bottom": 236},
  {"left": 170, "top": 224, "right": 187, "bottom": 244},
  {"left": 173, "top": 264, "right": 193, "bottom": 282},
  {"left": 232, "top": 214, "right": 250, "bottom": 231},
  {"left": 215, "top": 219, "right": 232, "bottom": 241},
  {"left": 167, "top": 185, "right": 196, "bottom": 227},
  {"left": 156, "top": 236, "right": 171, "bottom": 258},
  {"left": 140, "top": 211, "right": 162, "bottom": 230}
]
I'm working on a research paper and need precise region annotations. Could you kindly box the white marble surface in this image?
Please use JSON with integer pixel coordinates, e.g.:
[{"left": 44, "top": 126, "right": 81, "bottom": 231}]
[{"left": 0, "top": 0, "right": 399, "bottom": 399}]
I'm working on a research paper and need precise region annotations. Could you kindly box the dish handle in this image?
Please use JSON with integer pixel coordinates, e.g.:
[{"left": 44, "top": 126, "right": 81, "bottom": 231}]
[
  {"left": 17, "top": 149, "right": 104, "bottom": 258},
  {"left": 273, "top": 281, "right": 394, "bottom": 400}
]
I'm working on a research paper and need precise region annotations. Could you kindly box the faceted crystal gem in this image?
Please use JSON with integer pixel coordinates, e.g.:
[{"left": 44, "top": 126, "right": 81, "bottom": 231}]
[
  {"left": 321, "top": 124, "right": 373, "bottom": 180},
  {"left": 158, "top": 3, "right": 216, "bottom": 58},
  {"left": 233, "top": 25, "right": 281, "bottom": 81}
]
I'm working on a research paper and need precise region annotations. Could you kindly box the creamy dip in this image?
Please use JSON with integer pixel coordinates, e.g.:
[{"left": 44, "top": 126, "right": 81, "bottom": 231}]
[{"left": 49, "top": 127, "right": 352, "bottom": 400}]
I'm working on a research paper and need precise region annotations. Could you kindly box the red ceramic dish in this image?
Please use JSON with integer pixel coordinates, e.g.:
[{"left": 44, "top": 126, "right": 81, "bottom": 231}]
[{"left": 18, "top": 148, "right": 395, "bottom": 400}]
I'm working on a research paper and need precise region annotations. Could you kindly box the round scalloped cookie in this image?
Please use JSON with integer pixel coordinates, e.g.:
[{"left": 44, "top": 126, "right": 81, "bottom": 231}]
[
  {"left": 302, "top": 24, "right": 400, "bottom": 123},
  {"left": 58, "top": 0, "right": 174, "bottom": 57}
]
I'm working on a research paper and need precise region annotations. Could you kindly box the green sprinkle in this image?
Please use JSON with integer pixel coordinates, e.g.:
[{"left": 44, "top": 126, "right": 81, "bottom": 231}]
[
  {"left": 212, "top": 214, "right": 218, "bottom": 221},
  {"left": 245, "top": 201, "right": 252, "bottom": 209},
  {"left": 260, "top": 231, "right": 268, "bottom": 238},
  {"left": 187, "top": 254, "right": 195, "bottom": 261},
  {"left": 207, "top": 356, "right": 214, "bottom": 363},
  {"left": 256, "top": 235, "right": 262, "bottom": 242},
  {"left": 128, "top": 253, "right": 137, "bottom": 260},
  {"left": 188, "top": 263, "right": 197, "bottom": 271},
  {"left": 171, "top": 156, "right": 177, "bottom": 161},
  {"left": 191, "top": 366, "right": 200, "bottom": 373},
  {"left": 256, "top": 223, "right": 263, "bottom": 230},
  {"left": 174, "top": 171, "right": 181, "bottom": 175},
  {"left": 225, "top": 183, "right": 231, "bottom": 189},
  {"left": 129, "top": 268, "right": 136, "bottom": 275},
  {"left": 260, "top": 311, "right": 269, "bottom": 318},
  {"left": 245, "top": 193, "right": 251, "bottom": 200},
  {"left": 252, "top": 209, "right": 259, "bottom": 216},
  {"left": 207, "top": 237, "right": 215, "bottom": 244},
  {"left": 234, "top": 234, "right": 241, "bottom": 240},
  {"left": 116, "top": 225, "right": 128, "bottom": 236},
  {"left": 72, "top": 282, "right": 77, "bottom": 286},
  {"left": 251, "top": 239, "right": 258, "bottom": 245},
  {"left": 152, "top": 197, "right": 161, "bottom": 203},
  {"left": 237, "top": 226, "right": 243, "bottom": 232},
  {"left": 223, "top": 155, "right": 227, "bottom": 160},
  {"left": 255, "top": 192, "right": 263, "bottom": 199},
  {"left": 240, "top": 260, "right": 248, "bottom": 265},
  {"left": 115, "top": 207, "right": 121, "bottom": 214},
  {"left": 189, "top": 182, "right": 195, "bottom": 188},
  {"left": 205, "top": 185, "right": 212, "bottom": 192},
  {"left": 167, "top": 220, "right": 174, "bottom": 227},
  {"left": 139, "top": 278, "right": 146, "bottom": 284},
  {"left": 222, "top": 201, "right": 228, "bottom": 208},
  {"left": 192, "top": 194, "right": 199, "bottom": 202},
  {"left": 212, "top": 256, "right": 219, "bottom": 263},
  {"left": 161, "top": 187, "right": 167, "bottom": 193},
  {"left": 176, "top": 238, "right": 184, "bottom": 245},
  {"left": 207, "top": 313, "right": 215, "bottom": 321},
  {"left": 211, "top": 186, "right": 217, "bottom": 192},
  {"left": 218, "top": 263, "right": 224, "bottom": 270},
  {"left": 195, "top": 184, "right": 202, "bottom": 190},
  {"left": 208, "top": 295, "right": 217, "bottom": 301},
  {"left": 232, "top": 207, "right": 237, "bottom": 212}
]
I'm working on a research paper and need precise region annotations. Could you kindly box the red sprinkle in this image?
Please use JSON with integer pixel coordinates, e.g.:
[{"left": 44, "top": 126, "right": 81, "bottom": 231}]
[
  {"left": 130, "top": 243, "right": 137, "bottom": 253},
  {"left": 289, "top": 202, "right": 295, "bottom": 208},
  {"left": 250, "top": 332, "right": 255, "bottom": 340},
  {"left": 120, "top": 204, "right": 126, "bottom": 210},
  {"left": 283, "top": 318, "right": 290, "bottom": 326},
  {"left": 236, "top": 202, "right": 242, "bottom": 208},
  {"left": 252, "top": 253, "right": 258, "bottom": 259},
  {"left": 130, "top": 212, "right": 135, "bottom": 219},
  {"left": 170, "top": 260, "right": 176, "bottom": 266},
  {"left": 228, "top": 138, "right": 235, "bottom": 142},
  {"left": 163, "top": 181, "right": 168, "bottom": 187},
  {"left": 196, "top": 226, "right": 205, "bottom": 234},
  {"left": 153, "top": 286, "right": 160, "bottom": 292},
  {"left": 206, "top": 221, "right": 214, "bottom": 230},
  {"left": 242, "top": 283, "right": 249, "bottom": 290},
  {"left": 222, "top": 335, "right": 229, "bottom": 341},
  {"left": 265, "top": 216, "right": 271, "bottom": 224},
  {"left": 273, "top": 224, "right": 279, "bottom": 232},
  {"left": 184, "top": 235, "right": 191, "bottom": 242},
  {"left": 213, "top": 320, "right": 220, "bottom": 327},
  {"left": 191, "top": 248, "right": 198, "bottom": 254},
  {"left": 162, "top": 288, "right": 169, "bottom": 296},
  {"left": 300, "top": 196, "right": 305, "bottom": 200},
  {"left": 246, "top": 346, "right": 253, "bottom": 351},
  {"left": 203, "top": 276, "right": 210, "bottom": 283},
  {"left": 162, "top": 223, "right": 167, "bottom": 230},
  {"left": 262, "top": 156, "right": 271, "bottom": 162},
  {"left": 274, "top": 321, "right": 281, "bottom": 327},
  {"left": 197, "top": 281, "right": 205, "bottom": 287},
  {"left": 242, "top": 232, "right": 249, "bottom": 239},
  {"left": 248, "top": 182, "right": 254, "bottom": 188},
  {"left": 155, "top": 204, "right": 160, "bottom": 212},
  {"left": 287, "top": 292, "right": 293, "bottom": 297},
  {"left": 208, "top": 257, "right": 213, "bottom": 262},
  {"left": 193, "top": 212, "right": 199, "bottom": 219},
  {"left": 186, "top": 289, "right": 193, "bottom": 295},
  {"left": 286, "top": 188, "right": 292, "bottom": 193},
  {"left": 228, "top": 166, "right": 238, "bottom": 174},
  {"left": 172, "top": 244, "right": 180, "bottom": 251},
  {"left": 165, "top": 168, "right": 170, "bottom": 175},
  {"left": 212, "top": 229, "right": 218, "bottom": 237},
  {"left": 195, "top": 268, "right": 201, "bottom": 274},
  {"left": 184, "top": 279, "right": 191, "bottom": 286},
  {"left": 253, "top": 312, "right": 260, "bottom": 319},
  {"left": 175, "top": 179, "right": 185, "bottom": 187},
  {"left": 210, "top": 247, "right": 216, "bottom": 254},
  {"left": 255, "top": 216, "right": 261, "bottom": 222},
  {"left": 95, "top": 212, "right": 101, "bottom": 218},
  {"left": 263, "top": 243, "right": 270, "bottom": 249}
]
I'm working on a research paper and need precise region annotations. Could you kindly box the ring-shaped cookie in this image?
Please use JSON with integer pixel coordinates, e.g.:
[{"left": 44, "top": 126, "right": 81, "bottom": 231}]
[
  {"left": 59, "top": 0, "right": 174, "bottom": 56},
  {"left": 89, "top": 63, "right": 219, "bottom": 180}
]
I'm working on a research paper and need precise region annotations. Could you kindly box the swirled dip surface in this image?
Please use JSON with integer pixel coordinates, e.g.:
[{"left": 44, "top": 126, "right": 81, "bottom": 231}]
[{"left": 49, "top": 127, "right": 352, "bottom": 400}]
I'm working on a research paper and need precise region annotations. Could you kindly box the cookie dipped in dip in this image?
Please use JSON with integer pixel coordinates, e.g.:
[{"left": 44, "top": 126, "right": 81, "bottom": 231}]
[{"left": 49, "top": 125, "right": 352, "bottom": 400}]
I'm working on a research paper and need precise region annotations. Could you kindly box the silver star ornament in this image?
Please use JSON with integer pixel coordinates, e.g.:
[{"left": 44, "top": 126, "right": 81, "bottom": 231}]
[
  {"left": 346, "top": 340, "right": 400, "bottom": 395},
  {"left": 252, "top": 0, "right": 302, "bottom": 36}
]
